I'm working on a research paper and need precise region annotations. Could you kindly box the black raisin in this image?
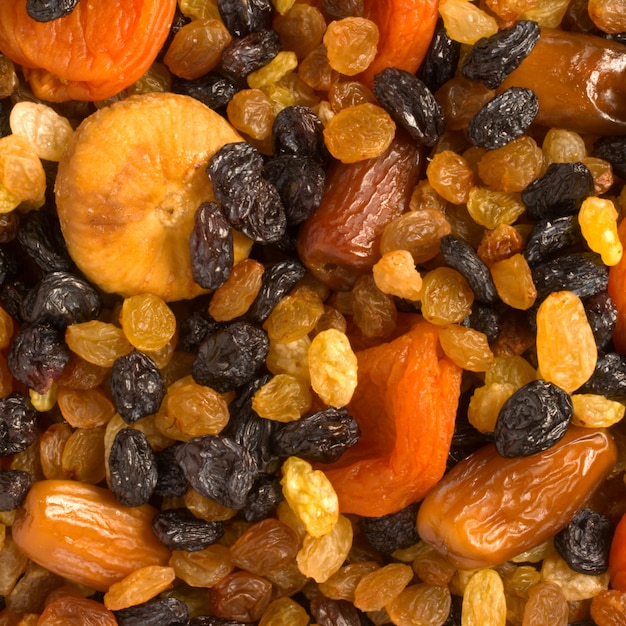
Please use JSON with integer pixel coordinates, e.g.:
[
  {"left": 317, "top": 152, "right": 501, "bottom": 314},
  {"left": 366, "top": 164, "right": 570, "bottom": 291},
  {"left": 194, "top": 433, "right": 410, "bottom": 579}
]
[
  {"left": 190, "top": 201, "right": 234, "bottom": 290},
  {"left": 154, "top": 443, "right": 189, "bottom": 498},
  {"left": 0, "top": 279, "right": 30, "bottom": 324},
  {"left": 359, "top": 502, "right": 420, "bottom": 554},
  {"left": 240, "top": 475, "right": 283, "bottom": 523},
  {"left": 554, "top": 508, "right": 614, "bottom": 575},
  {"left": 16, "top": 210, "right": 73, "bottom": 273},
  {"left": 109, "top": 350, "right": 165, "bottom": 424},
  {"left": 443, "top": 595, "right": 463, "bottom": 626},
  {"left": 179, "top": 310, "right": 222, "bottom": 353},
  {"left": 522, "top": 162, "right": 595, "bottom": 221},
  {"left": 467, "top": 87, "right": 538, "bottom": 150},
  {"left": 592, "top": 135, "right": 626, "bottom": 180},
  {"left": 26, "top": 0, "right": 78, "bottom": 22},
  {"left": 262, "top": 154, "right": 326, "bottom": 226},
  {"left": 191, "top": 321, "right": 269, "bottom": 393},
  {"left": 461, "top": 20, "right": 541, "bottom": 89},
  {"left": 108, "top": 428, "right": 158, "bottom": 507},
  {"left": 0, "top": 245, "right": 18, "bottom": 288},
  {"left": 440, "top": 234, "right": 499, "bottom": 304},
  {"left": 220, "top": 29, "right": 281, "bottom": 80},
  {"left": 189, "top": 617, "right": 251, "bottom": 626},
  {"left": 417, "top": 18, "right": 461, "bottom": 93},
  {"left": 174, "top": 435, "right": 258, "bottom": 509},
  {"left": 172, "top": 73, "right": 239, "bottom": 111},
  {"left": 151, "top": 507, "right": 224, "bottom": 551},
  {"left": 372, "top": 67, "right": 445, "bottom": 147},
  {"left": 309, "top": 596, "right": 363, "bottom": 626},
  {"left": 217, "top": 0, "right": 274, "bottom": 38},
  {"left": 0, "top": 393, "right": 38, "bottom": 457},
  {"left": 583, "top": 291, "right": 617, "bottom": 352},
  {"left": 245, "top": 258, "right": 306, "bottom": 325},
  {"left": 462, "top": 303, "right": 502, "bottom": 343},
  {"left": 321, "top": 0, "right": 364, "bottom": 19},
  {"left": 271, "top": 406, "right": 360, "bottom": 463},
  {"left": 580, "top": 352, "right": 626, "bottom": 399},
  {"left": 7, "top": 321, "right": 70, "bottom": 394},
  {"left": 494, "top": 379, "right": 573, "bottom": 457},
  {"left": 272, "top": 105, "right": 328, "bottom": 164},
  {"left": 523, "top": 215, "right": 583, "bottom": 267},
  {"left": 0, "top": 469, "right": 32, "bottom": 511},
  {"left": 114, "top": 597, "right": 189, "bottom": 626}
]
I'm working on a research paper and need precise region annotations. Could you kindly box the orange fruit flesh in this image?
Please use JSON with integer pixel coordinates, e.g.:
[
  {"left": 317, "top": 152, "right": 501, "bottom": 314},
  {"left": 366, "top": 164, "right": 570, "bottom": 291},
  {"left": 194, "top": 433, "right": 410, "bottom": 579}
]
[{"left": 55, "top": 92, "right": 244, "bottom": 302}]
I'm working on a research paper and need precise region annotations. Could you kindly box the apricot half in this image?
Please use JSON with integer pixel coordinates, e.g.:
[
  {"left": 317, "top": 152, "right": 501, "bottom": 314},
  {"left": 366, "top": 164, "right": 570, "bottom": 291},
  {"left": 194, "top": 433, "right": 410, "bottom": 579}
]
[{"left": 55, "top": 92, "right": 244, "bottom": 302}]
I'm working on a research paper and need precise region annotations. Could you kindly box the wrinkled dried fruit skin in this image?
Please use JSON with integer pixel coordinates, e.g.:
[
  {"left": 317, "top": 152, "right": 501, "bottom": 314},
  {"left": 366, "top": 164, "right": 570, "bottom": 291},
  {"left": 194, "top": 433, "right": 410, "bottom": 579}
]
[
  {"left": 297, "top": 133, "right": 421, "bottom": 291},
  {"left": 0, "top": 392, "right": 38, "bottom": 457},
  {"left": 151, "top": 507, "right": 224, "bottom": 551},
  {"left": 11, "top": 479, "right": 171, "bottom": 591},
  {"left": 417, "top": 427, "right": 617, "bottom": 569},
  {"left": 417, "top": 18, "right": 461, "bottom": 93},
  {"left": 524, "top": 215, "right": 583, "bottom": 267}
]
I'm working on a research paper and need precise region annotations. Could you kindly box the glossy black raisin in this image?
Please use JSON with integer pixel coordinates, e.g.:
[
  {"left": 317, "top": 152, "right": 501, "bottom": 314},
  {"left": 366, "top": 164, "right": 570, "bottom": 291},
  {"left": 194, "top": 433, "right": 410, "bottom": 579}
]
[
  {"left": 554, "top": 508, "right": 614, "bottom": 575},
  {"left": 7, "top": 321, "right": 70, "bottom": 394},
  {"left": 22, "top": 271, "right": 102, "bottom": 329},
  {"left": 154, "top": 443, "right": 189, "bottom": 498},
  {"left": 189, "top": 617, "right": 250, "bottom": 626},
  {"left": 217, "top": 0, "right": 274, "bottom": 37},
  {"left": 108, "top": 428, "right": 158, "bottom": 507},
  {"left": 220, "top": 29, "right": 281, "bottom": 80},
  {"left": 0, "top": 245, "right": 18, "bottom": 287},
  {"left": 272, "top": 105, "right": 328, "bottom": 164},
  {"left": 151, "top": 507, "right": 224, "bottom": 551},
  {"left": 0, "top": 279, "right": 30, "bottom": 324},
  {"left": 592, "top": 135, "right": 626, "bottom": 180},
  {"left": 245, "top": 258, "right": 306, "bottom": 325},
  {"left": 583, "top": 291, "right": 617, "bottom": 352},
  {"left": 114, "top": 597, "right": 189, "bottom": 626},
  {"left": 462, "top": 20, "right": 541, "bottom": 89},
  {"left": 467, "top": 87, "right": 538, "bottom": 150},
  {"left": 175, "top": 435, "right": 258, "bottom": 509},
  {"left": 372, "top": 67, "right": 445, "bottom": 147},
  {"left": 190, "top": 201, "right": 234, "bottom": 290},
  {"left": 262, "top": 154, "right": 326, "bottom": 226},
  {"left": 443, "top": 595, "right": 463, "bottom": 626},
  {"left": 523, "top": 215, "right": 583, "bottom": 267},
  {"left": 440, "top": 234, "right": 499, "bottom": 304},
  {"left": 359, "top": 502, "right": 420, "bottom": 554},
  {"left": 209, "top": 142, "right": 264, "bottom": 194},
  {"left": 417, "top": 18, "right": 461, "bottom": 93},
  {"left": 191, "top": 321, "right": 269, "bottom": 393},
  {"left": 172, "top": 73, "right": 238, "bottom": 111},
  {"left": 531, "top": 253, "right": 608, "bottom": 303},
  {"left": 109, "top": 350, "right": 165, "bottom": 424},
  {"left": 309, "top": 596, "right": 363, "bottom": 626},
  {"left": 271, "top": 406, "right": 360, "bottom": 463},
  {"left": 16, "top": 210, "right": 72, "bottom": 273},
  {"left": 0, "top": 393, "right": 38, "bottom": 457},
  {"left": 580, "top": 352, "right": 626, "bottom": 399},
  {"left": 494, "top": 379, "right": 573, "bottom": 457},
  {"left": 0, "top": 469, "right": 32, "bottom": 511},
  {"left": 179, "top": 310, "right": 222, "bottom": 353},
  {"left": 240, "top": 475, "right": 283, "bottom": 522},
  {"left": 522, "top": 162, "right": 594, "bottom": 221},
  {"left": 26, "top": 0, "right": 78, "bottom": 22},
  {"left": 462, "top": 303, "right": 502, "bottom": 343}
]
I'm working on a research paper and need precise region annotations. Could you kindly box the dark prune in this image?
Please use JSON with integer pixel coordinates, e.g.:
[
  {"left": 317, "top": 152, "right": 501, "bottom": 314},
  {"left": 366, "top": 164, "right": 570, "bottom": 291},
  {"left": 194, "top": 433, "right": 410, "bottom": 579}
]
[
  {"left": 531, "top": 253, "right": 608, "bottom": 303},
  {"left": 262, "top": 154, "right": 326, "bottom": 226},
  {"left": 0, "top": 469, "right": 32, "bottom": 511},
  {"left": 109, "top": 350, "right": 165, "bottom": 424},
  {"left": 191, "top": 321, "right": 269, "bottom": 393},
  {"left": 462, "top": 20, "right": 541, "bottom": 89},
  {"left": 580, "top": 352, "right": 626, "bottom": 399},
  {"left": 309, "top": 596, "right": 363, "bottom": 626},
  {"left": 16, "top": 210, "right": 72, "bottom": 273},
  {"left": 554, "top": 508, "right": 614, "bottom": 575},
  {"left": 272, "top": 105, "right": 328, "bottom": 164},
  {"left": 154, "top": 443, "right": 189, "bottom": 497},
  {"left": 220, "top": 29, "right": 281, "bottom": 80},
  {"left": 245, "top": 258, "right": 306, "bottom": 325},
  {"left": 440, "top": 234, "right": 499, "bottom": 304},
  {"left": 23, "top": 271, "right": 102, "bottom": 328},
  {"left": 217, "top": 0, "right": 274, "bottom": 37},
  {"left": 8, "top": 321, "right": 70, "bottom": 394},
  {"left": 151, "top": 507, "right": 224, "bottom": 551},
  {"left": 108, "top": 428, "right": 158, "bottom": 507},
  {"left": 522, "top": 162, "right": 594, "bottom": 221},
  {"left": 190, "top": 201, "right": 234, "bottom": 290},
  {"left": 583, "top": 291, "right": 617, "bottom": 352},
  {"left": 172, "top": 73, "right": 238, "bottom": 111},
  {"left": 359, "top": 502, "right": 420, "bottom": 554},
  {"left": 179, "top": 310, "right": 222, "bottom": 353},
  {"left": 372, "top": 67, "right": 445, "bottom": 147},
  {"left": 240, "top": 475, "right": 283, "bottom": 523},
  {"left": 417, "top": 18, "right": 461, "bottom": 93},
  {"left": 26, "top": 0, "right": 77, "bottom": 22},
  {"left": 523, "top": 215, "right": 583, "bottom": 267},
  {"left": 0, "top": 393, "right": 38, "bottom": 457},
  {"left": 462, "top": 304, "right": 502, "bottom": 343},
  {"left": 592, "top": 135, "right": 626, "bottom": 180},
  {"left": 175, "top": 435, "right": 258, "bottom": 509},
  {"left": 467, "top": 87, "right": 538, "bottom": 150},
  {"left": 494, "top": 379, "right": 573, "bottom": 457},
  {"left": 114, "top": 597, "right": 189, "bottom": 626},
  {"left": 270, "top": 406, "right": 360, "bottom": 463}
]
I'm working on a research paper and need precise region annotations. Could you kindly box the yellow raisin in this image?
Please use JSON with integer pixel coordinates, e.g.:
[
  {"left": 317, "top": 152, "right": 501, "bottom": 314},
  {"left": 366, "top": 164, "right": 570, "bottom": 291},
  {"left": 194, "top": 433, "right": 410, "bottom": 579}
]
[
  {"left": 372, "top": 249, "right": 423, "bottom": 301},
  {"left": 65, "top": 320, "right": 134, "bottom": 368},
  {"left": 169, "top": 543, "right": 234, "bottom": 588},
  {"left": 103, "top": 565, "right": 176, "bottom": 611},
  {"left": 578, "top": 196, "right": 623, "bottom": 266},
  {"left": 121, "top": 293, "right": 177, "bottom": 352},
  {"left": 541, "top": 128, "right": 587, "bottom": 163},
  {"left": 466, "top": 187, "right": 526, "bottom": 229},
  {"left": 251, "top": 374, "right": 312, "bottom": 422},
  {"left": 439, "top": 0, "right": 499, "bottom": 43},
  {"left": 468, "top": 382, "right": 517, "bottom": 433},
  {"left": 353, "top": 563, "right": 414, "bottom": 612},
  {"left": 0, "top": 134, "right": 46, "bottom": 209},
  {"left": 438, "top": 325, "right": 495, "bottom": 372},
  {"left": 420, "top": 267, "right": 474, "bottom": 325},
  {"left": 227, "top": 88, "right": 275, "bottom": 141},
  {"left": 427, "top": 150, "right": 475, "bottom": 204},
  {"left": 323, "top": 17, "right": 379, "bottom": 76},
  {"left": 263, "top": 287, "right": 325, "bottom": 343},
  {"left": 571, "top": 393, "right": 626, "bottom": 428},
  {"left": 489, "top": 253, "right": 537, "bottom": 310},
  {"left": 208, "top": 258, "right": 264, "bottom": 322},
  {"left": 461, "top": 568, "right": 507, "bottom": 626},
  {"left": 247, "top": 51, "right": 298, "bottom": 89}
]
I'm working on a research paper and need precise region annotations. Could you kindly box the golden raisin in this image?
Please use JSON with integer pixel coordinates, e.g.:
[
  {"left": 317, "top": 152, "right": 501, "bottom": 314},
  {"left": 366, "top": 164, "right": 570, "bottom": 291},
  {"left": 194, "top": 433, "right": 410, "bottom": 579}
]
[
  {"left": 323, "top": 17, "right": 379, "bottom": 76},
  {"left": 426, "top": 150, "right": 474, "bottom": 204}
]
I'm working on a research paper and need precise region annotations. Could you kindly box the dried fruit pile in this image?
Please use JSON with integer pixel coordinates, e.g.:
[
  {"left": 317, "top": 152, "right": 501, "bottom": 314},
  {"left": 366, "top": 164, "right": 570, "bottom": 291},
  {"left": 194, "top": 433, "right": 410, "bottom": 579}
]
[{"left": 1, "top": 0, "right": 626, "bottom": 625}]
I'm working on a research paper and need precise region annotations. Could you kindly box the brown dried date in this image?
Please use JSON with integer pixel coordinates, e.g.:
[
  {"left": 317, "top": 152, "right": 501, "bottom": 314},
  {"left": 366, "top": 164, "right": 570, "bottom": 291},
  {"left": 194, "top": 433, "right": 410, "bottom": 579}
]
[
  {"left": 297, "top": 133, "right": 421, "bottom": 291},
  {"left": 416, "top": 426, "right": 617, "bottom": 569}
]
